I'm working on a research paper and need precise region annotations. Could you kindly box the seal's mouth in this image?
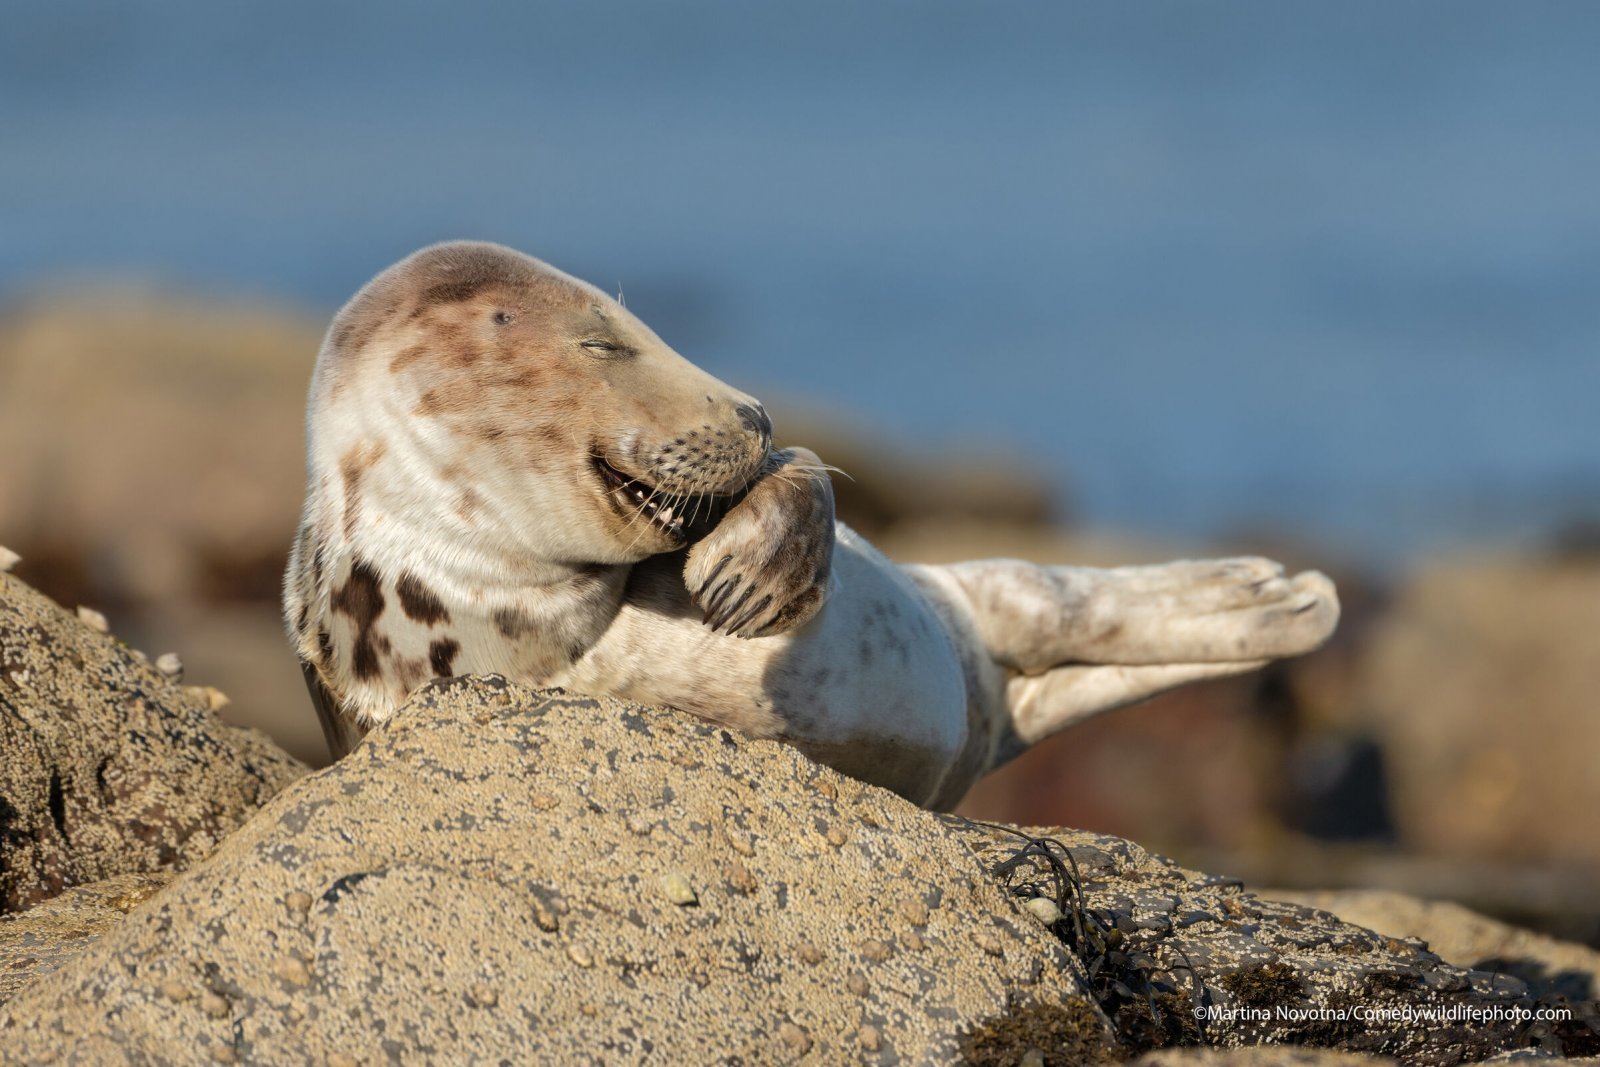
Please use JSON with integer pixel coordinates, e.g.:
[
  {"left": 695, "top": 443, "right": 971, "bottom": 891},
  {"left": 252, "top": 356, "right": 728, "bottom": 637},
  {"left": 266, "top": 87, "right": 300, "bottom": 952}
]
[{"left": 592, "top": 456, "right": 700, "bottom": 542}]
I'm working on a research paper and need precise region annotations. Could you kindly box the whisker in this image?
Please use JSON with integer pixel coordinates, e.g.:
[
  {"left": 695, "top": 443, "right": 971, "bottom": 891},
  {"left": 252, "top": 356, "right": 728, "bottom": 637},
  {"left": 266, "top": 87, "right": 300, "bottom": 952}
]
[{"left": 782, "top": 461, "right": 852, "bottom": 483}]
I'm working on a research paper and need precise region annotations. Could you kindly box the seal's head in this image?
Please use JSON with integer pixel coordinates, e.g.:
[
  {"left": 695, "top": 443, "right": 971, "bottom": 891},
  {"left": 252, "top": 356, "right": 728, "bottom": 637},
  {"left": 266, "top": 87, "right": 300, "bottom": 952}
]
[{"left": 309, "top": 241, "right": 772, "bottom": 564}]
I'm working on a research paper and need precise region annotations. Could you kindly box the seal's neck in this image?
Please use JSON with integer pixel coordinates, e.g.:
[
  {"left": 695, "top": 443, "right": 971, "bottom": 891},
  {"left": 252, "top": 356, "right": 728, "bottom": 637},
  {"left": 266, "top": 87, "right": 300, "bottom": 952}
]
[{"left": 289, "top": 415, "right": 633, "bottom": 726}]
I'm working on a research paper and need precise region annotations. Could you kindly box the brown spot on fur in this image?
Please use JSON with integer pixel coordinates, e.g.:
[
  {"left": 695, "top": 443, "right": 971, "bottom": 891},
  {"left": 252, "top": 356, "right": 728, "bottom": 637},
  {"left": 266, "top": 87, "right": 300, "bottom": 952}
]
[
  {"left": 493, "top": 607, "right": 536, "bottom": 638},
  {"left": 412, "top": 383, "right": 480, "bottom": 415},
  {"left": 455, "top": 490, "right": 484, "bottom": 523},
  {"left": 496, "top": 368, "right": 539, "bottom": 387},
  {"left": 315, "top": 628, "right": 333, "bottom": 665},
  {"left": 340, "top": 441, "right": 387, "bottom": 539},
  {"left": 429, "top": 637, "right": 460, "bottom": 677},
  {"left": 396, "top": 572, "right": 450, "bottom": 626},
  {"left": 295, "top": 605, "right": 309, "bottom": 635},
  {"left": 448, "top": 343, "right": 484, "bottom": 368},
  {"left": 331, "top": 560, "right": 386, "bottom": 681},
  {"left": 330, "top": 293, "right": 407, "bottom": 361},
  {"left": 470, "top": 424, "right": 507, "bottom": 444},
  {"left": 394, "top": 656, "right": 427, "bottom": 691},
  {"left": 418, "top": 276, "right": 498, "bottom": 309},
  {"left": 412, "top": 385, "right": 444, "bottom": 415},
  {"left": 390, "top": 342, "right": 429, "bottom": 373},
  {"left": 531, "top": 424, "right": 566, "bottom": 448}
]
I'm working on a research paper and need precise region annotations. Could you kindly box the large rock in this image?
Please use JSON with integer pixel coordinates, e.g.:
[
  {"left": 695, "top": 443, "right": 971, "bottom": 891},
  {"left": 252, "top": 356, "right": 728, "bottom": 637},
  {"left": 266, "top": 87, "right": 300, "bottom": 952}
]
[
  {"left": 0, "top": 291, "right": 316, "bottom": 607},
  {"left": 1356, "top": 558, "right": 1600, "bottom": 868},
  {"left": 0, "top": 570, "right": 306, "bottom": 913},
  {"left": 0, "top": 681, "right": 1114, "bottom": 1065},
  {"left": 4, "top": 679, "right": 1590, "bottom": 1064}
]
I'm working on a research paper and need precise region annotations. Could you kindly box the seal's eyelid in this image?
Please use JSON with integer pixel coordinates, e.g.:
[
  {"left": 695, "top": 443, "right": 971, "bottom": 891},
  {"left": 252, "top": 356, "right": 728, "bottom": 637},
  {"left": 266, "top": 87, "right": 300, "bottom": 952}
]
[{"left": 580, "top": 339, "right": 620, "bottom": 352}]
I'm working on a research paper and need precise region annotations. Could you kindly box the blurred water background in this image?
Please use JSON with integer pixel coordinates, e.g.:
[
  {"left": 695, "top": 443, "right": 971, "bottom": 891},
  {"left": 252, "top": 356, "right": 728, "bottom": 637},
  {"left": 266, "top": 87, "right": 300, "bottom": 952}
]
[{"left": 5, "top": 0, "right": 1598, "bottom": 565}]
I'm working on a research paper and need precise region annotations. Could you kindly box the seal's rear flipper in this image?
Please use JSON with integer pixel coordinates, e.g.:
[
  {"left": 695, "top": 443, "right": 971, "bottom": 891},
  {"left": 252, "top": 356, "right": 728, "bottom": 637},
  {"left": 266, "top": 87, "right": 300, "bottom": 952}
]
[{"left": 301, "top": 660, "right": 365, "bottom": 762}]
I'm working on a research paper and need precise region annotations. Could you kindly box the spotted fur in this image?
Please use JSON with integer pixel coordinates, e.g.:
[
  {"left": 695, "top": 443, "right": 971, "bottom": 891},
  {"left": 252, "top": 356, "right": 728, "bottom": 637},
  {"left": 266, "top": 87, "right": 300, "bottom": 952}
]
[{"left": 284, "top": 241, "right": 1339, "bottom": 808}]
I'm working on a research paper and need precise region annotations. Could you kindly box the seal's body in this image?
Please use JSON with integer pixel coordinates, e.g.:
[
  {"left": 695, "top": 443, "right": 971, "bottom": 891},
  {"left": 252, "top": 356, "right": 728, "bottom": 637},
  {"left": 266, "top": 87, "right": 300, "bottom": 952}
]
[{"left": 285, "top": 242, "right": 1338, "bottom": 808}]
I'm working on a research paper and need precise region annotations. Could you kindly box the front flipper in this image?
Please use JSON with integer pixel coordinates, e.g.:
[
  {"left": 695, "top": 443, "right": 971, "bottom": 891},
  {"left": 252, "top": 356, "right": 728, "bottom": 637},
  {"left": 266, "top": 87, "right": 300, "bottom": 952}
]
[{"left": 685, "top": 447, "right": 835, "bottom": 638}]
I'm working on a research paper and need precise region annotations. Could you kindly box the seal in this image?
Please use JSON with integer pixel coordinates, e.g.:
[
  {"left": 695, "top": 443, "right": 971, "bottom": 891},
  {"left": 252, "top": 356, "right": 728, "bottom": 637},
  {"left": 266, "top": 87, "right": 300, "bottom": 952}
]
[{"left": 284, "top": 241, "right": 1339, "bottom": 809}]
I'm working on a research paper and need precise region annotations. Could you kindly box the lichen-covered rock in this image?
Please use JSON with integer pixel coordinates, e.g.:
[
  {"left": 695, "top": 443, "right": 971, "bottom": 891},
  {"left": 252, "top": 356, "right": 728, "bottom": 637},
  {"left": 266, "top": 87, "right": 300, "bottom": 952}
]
[
  {"left": 0, "top": 871, "right": 173, "bottom": 1005},
  {"left": 0, "top": 571, "right": 307, "bottom": 912},
  {"left": 964, "top": 825, "right": 1586, "bottom": 1063},
  {"left": 0, "top": 681, "right": 1112, "bottom": 1065},
  {"left": 1266, "top": 889, "right": 1600, "bottom": 1007}
]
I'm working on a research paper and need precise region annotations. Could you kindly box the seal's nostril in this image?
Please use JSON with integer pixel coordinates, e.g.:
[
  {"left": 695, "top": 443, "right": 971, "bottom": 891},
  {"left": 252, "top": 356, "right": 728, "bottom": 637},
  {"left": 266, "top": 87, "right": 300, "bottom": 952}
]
[{"left": 736, "top": 404, "right": 772, "bottom": 440}]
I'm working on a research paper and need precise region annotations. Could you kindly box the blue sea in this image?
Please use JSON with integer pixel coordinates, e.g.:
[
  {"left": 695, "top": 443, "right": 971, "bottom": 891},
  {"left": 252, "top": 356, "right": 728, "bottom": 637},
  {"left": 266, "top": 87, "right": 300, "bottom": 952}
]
[{"left": 4, "top": 1, "right": 1598, "bottom": 564}]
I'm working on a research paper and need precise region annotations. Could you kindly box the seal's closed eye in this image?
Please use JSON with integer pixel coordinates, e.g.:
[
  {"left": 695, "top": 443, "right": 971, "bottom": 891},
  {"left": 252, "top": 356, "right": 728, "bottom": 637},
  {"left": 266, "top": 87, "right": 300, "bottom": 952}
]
[{"left": 580, "top": 339, "right": 632, "bottom": 358}]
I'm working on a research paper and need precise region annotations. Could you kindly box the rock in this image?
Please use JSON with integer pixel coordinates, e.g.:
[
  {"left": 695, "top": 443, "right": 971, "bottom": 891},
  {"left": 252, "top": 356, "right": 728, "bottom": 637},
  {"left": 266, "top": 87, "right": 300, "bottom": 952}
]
[
  {"left": 0, "top": 571, "right": 307, "bottom": 913},
  {"left": 1356, "top": 557, "right": 1600, "bottom": 867},
  {"left": 964, "top": 823, "right": 1582, "bottom": 1063},
  {"left": 0, "top": 872, "right": 173, "bottom": 1006},
  {"left": 1266, "top": 889, "right": 1600, "bottom": 1006},
  {"left": 153, "top": 652, "right": 184, "bottom": 681},
  {"left": 0, "top": 682, "right": 1113, "bottom": 1065},
  {"left": 1131, "top": 1050, "right": 1399, "bottom": 1066},
  {"left": 0, "top": 291, "right": 327, "bottom": 767},
  {"left": 0, "top": 290, "right": 317, "bottom": 607}
]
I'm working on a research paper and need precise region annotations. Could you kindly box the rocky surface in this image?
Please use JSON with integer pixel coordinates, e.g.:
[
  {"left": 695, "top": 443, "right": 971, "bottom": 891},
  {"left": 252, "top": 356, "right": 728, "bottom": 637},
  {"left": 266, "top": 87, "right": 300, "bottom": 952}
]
[
  {"left": 0, "top": 569, "right": 307, "bottom": 913},
  {"left": 1130, "top": 1051, "right": 1400, "bottom": 1066},
  {"left": 1269, "top": 890, "right": 1600, "bottom": 1008},
  {"left": 2, "top": 568, "right": 1595, "bottom": 1063},
  {"left": 0, "top": 681, "right": 1114, "bottom": 1065},
  {"left": 2, "top": 673, "right": 1593, "bottom": 1062},
  {"left": 0, "top": 871, "right": 173, "bottom": 1006},
  {"left": 961, "top": 824, "right": 1582, "bottom": 1064}
]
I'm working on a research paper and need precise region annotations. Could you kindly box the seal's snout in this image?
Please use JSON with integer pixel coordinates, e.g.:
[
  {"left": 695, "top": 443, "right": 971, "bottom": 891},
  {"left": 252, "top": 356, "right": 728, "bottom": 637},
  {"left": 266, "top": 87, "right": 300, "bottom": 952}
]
[{"left": 736, "top": 403, "right": 773, "bottom": 447}]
